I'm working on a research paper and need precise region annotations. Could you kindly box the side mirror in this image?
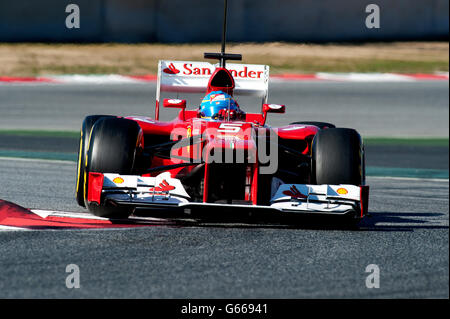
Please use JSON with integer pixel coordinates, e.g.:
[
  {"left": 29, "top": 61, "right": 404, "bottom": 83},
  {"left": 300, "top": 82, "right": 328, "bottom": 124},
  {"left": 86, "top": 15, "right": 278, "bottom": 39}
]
[
  {"left": 163, "top": 98, "right": 186, "bottom": 120},
  {"left": 262, "top": 103, "right": 285, "bottom": 125},
  {"left": 163, "top": 98, "right": 186, "bottom": 109},
  {"left": 263, "top": 103, "right": 285, "bottom": 114}
]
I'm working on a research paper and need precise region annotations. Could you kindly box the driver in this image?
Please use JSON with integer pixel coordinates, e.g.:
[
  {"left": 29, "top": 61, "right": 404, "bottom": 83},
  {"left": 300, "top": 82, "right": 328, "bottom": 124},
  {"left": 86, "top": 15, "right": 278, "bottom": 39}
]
[{"left": 198, "top": 91, "right": 245, "bottom": 120}]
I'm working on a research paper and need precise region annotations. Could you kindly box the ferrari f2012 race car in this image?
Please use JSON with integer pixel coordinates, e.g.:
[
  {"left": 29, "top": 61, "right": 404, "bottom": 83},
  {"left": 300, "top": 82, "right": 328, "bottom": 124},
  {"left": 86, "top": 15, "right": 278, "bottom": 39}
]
[
  {"left": 75, "top": 51, "right": 369, "bottom": 222},
  {"left": 75, "top": 2, "right": 368, "bottom": 222}
]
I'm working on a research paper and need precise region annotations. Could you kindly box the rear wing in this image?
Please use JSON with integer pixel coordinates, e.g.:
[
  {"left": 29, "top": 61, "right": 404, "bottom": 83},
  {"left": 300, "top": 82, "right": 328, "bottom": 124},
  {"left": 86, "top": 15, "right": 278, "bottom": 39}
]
[{"left": 155, "top": 60, "right": 269, "bottom": 120}]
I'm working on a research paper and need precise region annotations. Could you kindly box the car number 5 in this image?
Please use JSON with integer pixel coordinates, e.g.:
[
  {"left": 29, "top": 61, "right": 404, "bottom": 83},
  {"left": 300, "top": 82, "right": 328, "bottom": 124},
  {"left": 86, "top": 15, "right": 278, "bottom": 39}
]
[{"left": 217, "top": 123, "right": 242, "bottom": 133}]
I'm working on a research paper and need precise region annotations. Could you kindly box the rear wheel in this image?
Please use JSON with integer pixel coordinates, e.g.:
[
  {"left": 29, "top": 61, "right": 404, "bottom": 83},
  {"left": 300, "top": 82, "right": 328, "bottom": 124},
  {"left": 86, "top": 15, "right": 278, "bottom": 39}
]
[
  {"left": 311, "top": 128, "right": 364, "bottom": 185},
  {"left": 85, "top": 117, "right": 143, "bottom": 218},
  {"left": 76, "top": 115, "right": 115, "bottom": 207}
]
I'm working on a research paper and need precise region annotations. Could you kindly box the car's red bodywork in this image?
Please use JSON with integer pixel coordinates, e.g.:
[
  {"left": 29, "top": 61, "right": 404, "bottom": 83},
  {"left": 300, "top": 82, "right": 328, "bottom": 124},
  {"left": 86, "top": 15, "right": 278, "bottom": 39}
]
[
  {"left": 78, "top": 0, "right": 368, "bottom": 221},
  {"left": 121, "top": 66, "right": 319, "bottom": 206},
  {"left": 80, "top": 62, "right": 368, "bottom": 221}
]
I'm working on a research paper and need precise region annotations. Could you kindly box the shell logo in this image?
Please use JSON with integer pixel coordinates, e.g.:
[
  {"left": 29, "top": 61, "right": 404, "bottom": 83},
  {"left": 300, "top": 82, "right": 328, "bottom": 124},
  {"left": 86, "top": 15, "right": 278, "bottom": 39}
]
[
  {"left": 337, "top": 188, "right": 348, "bottom": 195},
  {"left": 113, "top": 177, "right": 125, "bottom": 184}
]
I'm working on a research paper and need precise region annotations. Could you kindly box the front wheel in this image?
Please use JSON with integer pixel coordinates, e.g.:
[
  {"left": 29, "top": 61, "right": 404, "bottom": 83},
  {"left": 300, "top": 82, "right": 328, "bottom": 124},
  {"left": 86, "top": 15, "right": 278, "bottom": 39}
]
[
  {"left": 311, "top": 128, "right": 364, "bottom": 185},
  {"left": 84, "top": 117, "right": 143, "bottom": 218},
  {"left": 76, "top": 115, "right": 115, "bottom": 207}
]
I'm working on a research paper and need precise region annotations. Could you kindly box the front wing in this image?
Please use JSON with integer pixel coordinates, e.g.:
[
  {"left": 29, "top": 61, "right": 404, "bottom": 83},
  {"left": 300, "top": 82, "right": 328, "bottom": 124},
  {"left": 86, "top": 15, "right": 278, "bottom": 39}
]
[{"left": 87, "top": 172, "right": 369, "bottom": 219}]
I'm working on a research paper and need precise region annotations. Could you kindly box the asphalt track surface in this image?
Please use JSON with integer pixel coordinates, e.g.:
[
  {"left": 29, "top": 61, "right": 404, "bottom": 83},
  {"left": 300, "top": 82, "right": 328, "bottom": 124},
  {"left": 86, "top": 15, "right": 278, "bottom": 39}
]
[
  {"left": 0, "top": 158, "right": 448, "bottom": 298},
  {"left": 0, "top": 81, "right": 448, "bottom": 298},
  {"left": 0, "top": 81, "right": 448, "bottom": 137}
]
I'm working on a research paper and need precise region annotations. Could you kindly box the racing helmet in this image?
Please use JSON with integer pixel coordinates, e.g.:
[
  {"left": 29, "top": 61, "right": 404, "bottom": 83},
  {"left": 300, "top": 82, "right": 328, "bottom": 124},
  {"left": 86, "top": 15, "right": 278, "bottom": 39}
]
[{"left": 199, "top": 91, "right": 239, "bottom": 120}]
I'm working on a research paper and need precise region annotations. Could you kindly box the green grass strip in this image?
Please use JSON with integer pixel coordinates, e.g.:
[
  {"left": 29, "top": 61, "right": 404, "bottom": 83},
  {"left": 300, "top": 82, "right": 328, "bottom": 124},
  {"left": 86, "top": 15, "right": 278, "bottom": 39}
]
[
  {"left": 366, "top": 166, "right": 448, "bottom": 179},
  {"left": 364, "top": 137, "right": 449, "bottom": 147},
  {"left": 0, "top": 130, "right": 79, "bottom": 138},
  {"left": 0, "top": 150, "right": 77, "bottom": 162}
]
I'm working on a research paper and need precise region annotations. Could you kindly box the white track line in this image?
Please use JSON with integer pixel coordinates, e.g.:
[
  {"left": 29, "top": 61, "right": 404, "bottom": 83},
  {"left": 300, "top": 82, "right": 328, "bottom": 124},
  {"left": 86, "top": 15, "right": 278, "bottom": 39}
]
[
  {"left": 31, "top": 209, "right": 108, "bottom": 220},
  {"left": 30, "top": 209, "right": 167, "bottom": 223},
  {"left": 0, "top": 225, "right": 29, "bottom": 231},
  {"left": 1, "top": 73, "right": 448, "bottom": 85},
  {"left": 0, "top": 210, "right": 168, "bottom": 232},
  {"left": 48, "top": 74, "right": 146, "bottom": 84}
]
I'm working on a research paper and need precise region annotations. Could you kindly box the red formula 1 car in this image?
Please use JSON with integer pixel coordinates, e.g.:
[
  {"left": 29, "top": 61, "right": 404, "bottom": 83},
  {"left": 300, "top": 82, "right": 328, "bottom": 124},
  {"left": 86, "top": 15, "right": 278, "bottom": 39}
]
[{"left": 75, "top": 49, "right": 369, "bottom": 222}]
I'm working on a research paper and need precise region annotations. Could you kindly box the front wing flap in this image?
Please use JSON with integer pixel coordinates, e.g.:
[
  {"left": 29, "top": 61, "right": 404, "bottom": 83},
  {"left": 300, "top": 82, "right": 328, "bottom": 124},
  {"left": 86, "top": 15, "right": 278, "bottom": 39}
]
[{"left": 88, "top": 172, "right": 369, "bottom": 218}]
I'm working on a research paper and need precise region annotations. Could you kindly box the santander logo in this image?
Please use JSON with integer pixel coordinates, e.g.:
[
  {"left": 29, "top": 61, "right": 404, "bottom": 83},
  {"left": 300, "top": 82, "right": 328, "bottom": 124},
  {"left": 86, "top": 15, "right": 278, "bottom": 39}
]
[
  {"left": 163, "top": 62, "right": 264, "bottom": 79},
  {"left": 282, "top": 185, "right": 307, "bottom": 199},
  {"left": 163, "top": 63, "right": 180, "bottom": 74},
  {"left": 149, "top": 180, "right": 176, "bottom": 193}
]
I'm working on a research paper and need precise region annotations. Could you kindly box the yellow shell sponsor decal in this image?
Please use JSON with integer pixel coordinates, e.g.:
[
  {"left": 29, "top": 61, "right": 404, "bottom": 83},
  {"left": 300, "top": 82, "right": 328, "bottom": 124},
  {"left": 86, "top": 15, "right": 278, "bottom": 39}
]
[
  {"left": 113, "top": 177, "right": 125, "bottom": 184},
  {"left": 337, "top": 188, "right": 348, "bottom": 195}
]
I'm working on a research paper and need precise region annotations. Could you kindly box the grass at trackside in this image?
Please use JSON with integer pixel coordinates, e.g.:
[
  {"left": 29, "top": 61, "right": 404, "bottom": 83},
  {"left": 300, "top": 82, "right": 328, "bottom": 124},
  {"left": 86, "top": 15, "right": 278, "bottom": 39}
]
[
  {"left": 0, "top": 130, "right": 79, "bottom": 138},
  {"left": 0, "top": 42, "right": 448, "bottom": 76},
  {"left": 0, "top": 130, "right": 448, "bottom": 147},
  {"left": 363, "top": 137, "right": 449, "bottom": 147},
  {"left": 366, "top": 166, "right": 448, "bottom": 179},
  {"left": 0, "top": 150, "right": 77, "bottom": 162}
]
